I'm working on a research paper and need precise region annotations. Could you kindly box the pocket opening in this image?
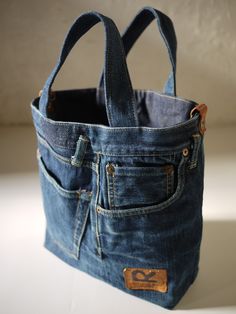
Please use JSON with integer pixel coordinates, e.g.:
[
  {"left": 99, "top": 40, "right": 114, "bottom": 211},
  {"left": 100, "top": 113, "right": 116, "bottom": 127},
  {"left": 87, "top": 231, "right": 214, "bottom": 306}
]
[{"left": 37, "top": 153, "right": 81, "bottom": 198}]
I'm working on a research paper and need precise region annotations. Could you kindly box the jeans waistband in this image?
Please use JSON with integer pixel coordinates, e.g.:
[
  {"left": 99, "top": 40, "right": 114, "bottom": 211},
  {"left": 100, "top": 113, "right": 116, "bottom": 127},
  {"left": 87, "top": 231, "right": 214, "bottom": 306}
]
[{"left": 31, "top": 101, "right": 201, "bottom": 155}]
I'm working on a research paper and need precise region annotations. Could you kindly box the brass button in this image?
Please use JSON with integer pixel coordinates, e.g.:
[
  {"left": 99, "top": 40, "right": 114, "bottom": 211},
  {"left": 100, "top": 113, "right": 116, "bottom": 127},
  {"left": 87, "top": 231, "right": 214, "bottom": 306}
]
[
  {"left": 182, "top": 148, "right": 189, "bottom": 157},
  {"left": 106, "top": 164, "right": 115, "bottom": 176}
]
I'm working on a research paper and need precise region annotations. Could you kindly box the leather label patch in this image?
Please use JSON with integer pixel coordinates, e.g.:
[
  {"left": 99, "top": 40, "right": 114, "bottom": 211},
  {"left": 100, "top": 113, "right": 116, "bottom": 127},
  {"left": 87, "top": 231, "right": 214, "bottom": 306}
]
[{"left": 123, "top": 267, "right": 167, "bottom": 293}]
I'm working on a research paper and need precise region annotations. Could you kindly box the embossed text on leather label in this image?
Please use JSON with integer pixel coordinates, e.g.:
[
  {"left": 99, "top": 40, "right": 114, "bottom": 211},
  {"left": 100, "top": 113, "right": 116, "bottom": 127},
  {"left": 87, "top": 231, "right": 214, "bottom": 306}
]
[{"left": 123, "top": 267, "right": 167, "bottom": 293}]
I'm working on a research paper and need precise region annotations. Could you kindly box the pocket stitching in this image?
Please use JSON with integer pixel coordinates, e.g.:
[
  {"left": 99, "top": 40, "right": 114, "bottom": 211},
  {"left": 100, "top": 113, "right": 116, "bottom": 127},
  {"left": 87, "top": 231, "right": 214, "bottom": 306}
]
[
  {"left": 113, "top": 165, "right": 172, "bottom": 177},
  {"left": 107, "top": 169, "right": 115, "bottom": 210}
]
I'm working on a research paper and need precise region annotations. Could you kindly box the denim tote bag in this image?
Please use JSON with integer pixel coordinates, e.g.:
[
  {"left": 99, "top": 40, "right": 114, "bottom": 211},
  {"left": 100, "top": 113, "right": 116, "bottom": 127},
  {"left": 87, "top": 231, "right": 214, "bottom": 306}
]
[{"left": 31, "top": 8, "right": 207, "bottom": 309}]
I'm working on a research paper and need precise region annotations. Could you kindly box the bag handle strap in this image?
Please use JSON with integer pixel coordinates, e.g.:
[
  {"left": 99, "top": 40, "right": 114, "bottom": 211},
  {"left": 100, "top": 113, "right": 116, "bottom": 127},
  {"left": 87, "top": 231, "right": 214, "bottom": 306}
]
[
  {"left": 99, "top": 6, "right": 177, "bottom": 96},
  {"left": 39, "top": 11, "right": 138, "bottom": 127}
]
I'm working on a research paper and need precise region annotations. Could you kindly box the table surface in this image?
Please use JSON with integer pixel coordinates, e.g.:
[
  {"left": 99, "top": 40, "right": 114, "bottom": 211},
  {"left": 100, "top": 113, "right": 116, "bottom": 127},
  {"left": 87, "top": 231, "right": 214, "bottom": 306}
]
[{"left": 0, "top": 125, "right": 235, "bottom": 314}]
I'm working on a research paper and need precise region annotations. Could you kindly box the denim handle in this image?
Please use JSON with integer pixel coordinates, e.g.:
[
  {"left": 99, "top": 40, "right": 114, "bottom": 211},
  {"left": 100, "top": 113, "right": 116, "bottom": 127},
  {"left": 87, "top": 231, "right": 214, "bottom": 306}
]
[
  {"left": 99, "top": 7, "right": 177, "bottom": 96},
  {"left": 39, "top": 11, "right": 138, "bottom": 127}
]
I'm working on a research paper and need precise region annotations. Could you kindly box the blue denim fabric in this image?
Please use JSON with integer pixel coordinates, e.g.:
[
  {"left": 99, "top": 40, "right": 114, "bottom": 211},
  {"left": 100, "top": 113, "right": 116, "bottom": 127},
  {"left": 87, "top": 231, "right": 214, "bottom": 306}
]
[{"left": 31, "top": 8, "right": 205, "bottom": 309}]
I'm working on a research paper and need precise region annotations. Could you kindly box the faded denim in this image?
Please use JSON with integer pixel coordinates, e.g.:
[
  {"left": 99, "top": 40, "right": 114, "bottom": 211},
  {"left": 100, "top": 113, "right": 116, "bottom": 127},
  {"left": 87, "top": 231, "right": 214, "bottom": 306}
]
[{"left": 31, "top": 8, "right": 206, "bottom": 309}]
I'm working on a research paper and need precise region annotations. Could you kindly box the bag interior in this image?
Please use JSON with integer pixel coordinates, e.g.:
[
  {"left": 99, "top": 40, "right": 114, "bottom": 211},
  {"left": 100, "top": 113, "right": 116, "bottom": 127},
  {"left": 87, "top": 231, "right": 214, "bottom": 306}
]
[{"left": 35, "top": 88, "right": 197, "bottom": 128}]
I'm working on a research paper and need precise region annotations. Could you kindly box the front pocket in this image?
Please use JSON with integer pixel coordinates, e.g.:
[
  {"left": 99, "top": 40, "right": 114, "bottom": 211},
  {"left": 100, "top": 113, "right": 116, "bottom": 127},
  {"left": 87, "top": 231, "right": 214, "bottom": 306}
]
[
  {"left": 37, "top": 154, "right": 92, "bottom": 258},
  {"left": 106, "top": 163, "right": 174, "bottom": 210}
]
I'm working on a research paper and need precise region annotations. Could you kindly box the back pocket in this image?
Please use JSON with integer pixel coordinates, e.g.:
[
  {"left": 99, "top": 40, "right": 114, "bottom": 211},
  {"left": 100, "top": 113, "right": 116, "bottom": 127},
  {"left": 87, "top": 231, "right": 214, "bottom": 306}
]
[{"left": 106, "top": 163, "right": 174, "bottom": 210}]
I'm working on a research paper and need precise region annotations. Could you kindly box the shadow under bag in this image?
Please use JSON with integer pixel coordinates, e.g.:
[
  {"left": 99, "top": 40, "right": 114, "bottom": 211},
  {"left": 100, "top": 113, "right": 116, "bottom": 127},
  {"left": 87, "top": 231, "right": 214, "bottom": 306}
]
[{"left": 31, "top": 7, "right": 207, "bottom": 309}]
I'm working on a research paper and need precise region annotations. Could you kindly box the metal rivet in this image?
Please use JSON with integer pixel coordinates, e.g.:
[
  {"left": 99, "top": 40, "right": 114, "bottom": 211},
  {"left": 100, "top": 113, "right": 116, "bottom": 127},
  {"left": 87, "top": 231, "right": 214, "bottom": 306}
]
[
  {"left": 106, "top": 164, "right": 115, "bottom": 176},
  {"left": 182, "top": 148, "right": 189, "bottom": 157}
]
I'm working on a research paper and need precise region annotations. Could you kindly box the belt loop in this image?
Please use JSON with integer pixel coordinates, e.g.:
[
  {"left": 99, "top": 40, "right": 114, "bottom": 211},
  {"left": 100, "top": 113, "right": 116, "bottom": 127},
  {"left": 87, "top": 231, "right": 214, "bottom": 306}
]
[
  {"left": 71, "top": 135, "right": 89, "bottom": 167},
  {"left": 189, "top": 134, "right": 202, "bottom": 169}
]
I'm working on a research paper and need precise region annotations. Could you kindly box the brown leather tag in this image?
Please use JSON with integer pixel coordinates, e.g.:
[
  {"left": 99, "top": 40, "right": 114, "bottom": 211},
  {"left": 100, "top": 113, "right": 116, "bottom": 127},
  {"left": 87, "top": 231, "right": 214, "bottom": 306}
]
[
  {"left": 123, "top": 268, "right": 167, "bottom": 293},
  {"left": 190, "top": 103, "right": 208, "bottom": 135}
]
